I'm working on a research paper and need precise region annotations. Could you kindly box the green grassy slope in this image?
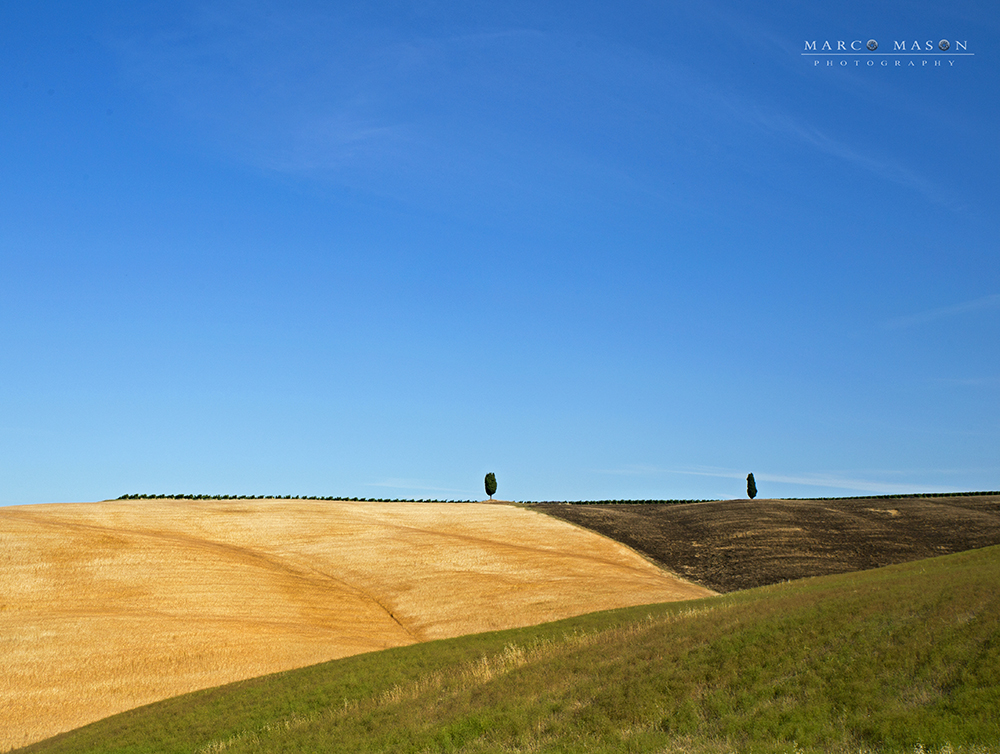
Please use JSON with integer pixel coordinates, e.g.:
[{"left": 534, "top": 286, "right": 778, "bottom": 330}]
[{"left": 18, "top": 546, "right": 1000, "bottom": 754}]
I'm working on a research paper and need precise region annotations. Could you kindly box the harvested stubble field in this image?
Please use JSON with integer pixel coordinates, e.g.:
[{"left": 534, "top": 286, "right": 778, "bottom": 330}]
[
  {"left": 529, "top": 494, "right": 1000, "bottom": 592},
  {"left": 0, "top": 499, "right": 711, "bottom": 751},
  {"left": 15, "top": 545, "right": 1000, "bottom": 754}
]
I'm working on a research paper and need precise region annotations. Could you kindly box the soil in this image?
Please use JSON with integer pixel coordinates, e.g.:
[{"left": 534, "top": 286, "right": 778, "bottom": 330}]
[{"left": 526, "top": 495, "right": 1000, "bottom": 593}]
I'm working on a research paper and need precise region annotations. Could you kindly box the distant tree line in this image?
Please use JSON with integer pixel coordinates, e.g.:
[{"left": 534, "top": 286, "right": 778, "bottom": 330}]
[
  {"left": 520, "top": 499, "right": 715, "bottom": 505},
  {"left": 115, "top": 490, "right": 1000, "bottom": 504},
  {"left": 780, "top": 490, "right": 1000, "bottom": 501},
  {"left": 115, "top": 494, "right": 477, "bottom": 503},
  {"left": 521, "top": 491, "right": 1000, "bottom": 504}
]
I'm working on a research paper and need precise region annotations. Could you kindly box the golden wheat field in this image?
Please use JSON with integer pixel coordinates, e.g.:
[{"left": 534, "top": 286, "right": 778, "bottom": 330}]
[{"left": 0, "top": 499, "right": 712, "bottom": 750}]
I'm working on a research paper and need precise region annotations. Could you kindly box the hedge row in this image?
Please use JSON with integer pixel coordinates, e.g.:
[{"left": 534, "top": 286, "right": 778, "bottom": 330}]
[
  {"left": 781, "top": 490, "right": 1000, "bottom": 501},
  {"left": 115, "top": 491, "right": 1000, "bottom": 505},
  {"left": 519, "top": 499, "right": 713, "bottom": 505},
  {"left": 115, "top": 494, "right": 476, "bottom": 503},
  {"left": 520, "top": 491, "right": 1000, "bottom": 505}
]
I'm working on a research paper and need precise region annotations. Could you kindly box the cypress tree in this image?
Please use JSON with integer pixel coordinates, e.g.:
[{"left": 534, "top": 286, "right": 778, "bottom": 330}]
[
  {"left": 747, "top": 473, "right": 757, "bottom": 500},
  {"left": 484, "top": 472, "right": 497, "bottom": 500}
]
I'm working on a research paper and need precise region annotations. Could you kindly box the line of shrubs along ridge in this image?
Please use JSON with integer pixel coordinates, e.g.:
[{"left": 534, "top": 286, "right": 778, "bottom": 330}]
[
  {"left": 522, "top": 491, "right": 1000, "bottom": 504},
  {"left": 115, "top": 494, "right": 478, "bottom": 503},
  {"left": 116, "top": 491, "right": 1000, "bottom": 504},
  {"left": 780, "top": 490, "right": 1000, "bottom": 501},
  {"left": 113, "top": 494, "right": 709, "bottom": 504}
]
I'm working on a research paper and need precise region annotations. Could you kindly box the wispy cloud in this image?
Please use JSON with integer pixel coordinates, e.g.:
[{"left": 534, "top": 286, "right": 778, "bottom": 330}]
[
  {"left": 368, "top": 478, "right": 467, "bottom": 493},
  {"left": 596, "top": 464, "right": 954, "bottom": 495},
  {"left": 112, "top": 3, "right": 419, "bottom": 173},
  {"left": 746, "top": 107, "right": 960, "bottom": 210},
  {"left": 882, "top": 293, "right": 1000, "bottom": 330},
  {"left": 931, "top": 376, "right": 999, "bottom": 387},
  {"left": 750, "top": 472, "right": 952, "bottom": 496}
]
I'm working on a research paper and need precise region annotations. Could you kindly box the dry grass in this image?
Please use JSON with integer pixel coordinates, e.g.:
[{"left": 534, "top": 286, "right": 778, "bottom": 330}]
[{"left": 0, "top": 499, "right": 712, "bottom": 751}]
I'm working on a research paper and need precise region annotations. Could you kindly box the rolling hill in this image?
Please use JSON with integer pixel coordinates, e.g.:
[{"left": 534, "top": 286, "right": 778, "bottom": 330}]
[
  {"left": 0, "top": 499, "right": 710, "bottom": 751},
  {"left": 529, "top": 494, "right": 1000, "bottom": 591},
  {"left": 15, "top": 543, "right": 1000, "bottom": 753}
]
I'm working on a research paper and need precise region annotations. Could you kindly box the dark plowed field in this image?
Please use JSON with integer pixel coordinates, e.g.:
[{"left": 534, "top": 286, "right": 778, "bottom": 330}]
[{"left": 528, "top": 495, "right": 1000, "bottom": 593}]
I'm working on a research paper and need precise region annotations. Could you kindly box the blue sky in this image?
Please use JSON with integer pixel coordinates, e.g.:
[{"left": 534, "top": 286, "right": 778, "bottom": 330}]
[{"left": 2, "top": 1, "right": 998, "bottom": 504}]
